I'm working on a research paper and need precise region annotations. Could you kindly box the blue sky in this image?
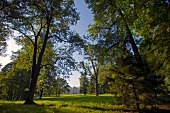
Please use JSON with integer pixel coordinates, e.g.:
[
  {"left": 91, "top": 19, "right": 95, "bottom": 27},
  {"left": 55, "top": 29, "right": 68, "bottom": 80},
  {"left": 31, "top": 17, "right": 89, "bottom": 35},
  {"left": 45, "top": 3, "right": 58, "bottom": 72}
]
[
  {"left": 68, "top": 0, "right": 93, "bottom": 87},
  {"left": 71, "top": 0, "right": 93, "bottom": 36},
  {"left": 0, "top": 0, "right": 93, "bottom": 87}
]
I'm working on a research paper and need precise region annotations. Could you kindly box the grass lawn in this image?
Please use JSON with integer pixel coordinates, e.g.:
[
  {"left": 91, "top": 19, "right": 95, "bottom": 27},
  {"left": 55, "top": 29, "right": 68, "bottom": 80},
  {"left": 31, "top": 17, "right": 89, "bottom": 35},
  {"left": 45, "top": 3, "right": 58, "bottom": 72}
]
[{"left": 0, "top": 94, "right": 170, "bottom": 113}]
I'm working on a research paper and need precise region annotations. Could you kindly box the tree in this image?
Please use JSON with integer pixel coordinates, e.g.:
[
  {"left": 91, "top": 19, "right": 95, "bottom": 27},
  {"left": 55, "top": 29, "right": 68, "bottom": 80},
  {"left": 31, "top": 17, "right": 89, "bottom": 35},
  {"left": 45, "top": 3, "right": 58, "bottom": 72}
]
[
  {"left": 84, "top": 44, "right": 102, "bottom": 96},
  {"left": 84, "top": 0, "right": 168, "bottom": 110},
  {"left": 98, "top": 67, "right": 112, "bottom": 94},
  {"left": 79, "top": 74, "right": 88, "bottom": 95},
  {"left": 36, "top": 67, "right": 56, "bottom": 99},
  {"left": 0, "top": 62, "right": 30, "bottom": 100},
  {"left": 54, "top": 77, "right": 70, "bottom": 97},
  {"left": 1, "top": 35, "right": 74, "bottom": 100},
  {"left": 87, "top": 76, "right": 95, "bottom": 94},
  {"left": 12, "top": 36, "right": 74, "bottom": 99},
  {"left": 85, "top": 0, "right": 144, "bottom": 72},
  {"left": 136, "top": 0, "right": 170, "bottom": 94},
  {"left": 2, "top": 0, "right": 79, "bottom": 104}
]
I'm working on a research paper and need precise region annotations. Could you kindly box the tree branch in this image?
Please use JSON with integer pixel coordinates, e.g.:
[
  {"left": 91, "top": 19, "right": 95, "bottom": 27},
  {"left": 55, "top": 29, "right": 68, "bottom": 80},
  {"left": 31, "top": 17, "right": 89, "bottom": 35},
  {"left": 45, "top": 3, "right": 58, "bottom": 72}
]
[
  {"left": 35, "top": 18, "right": 45, "bottom": 39},
  {"left": 12, "top": 27, "right": 35, "bottom": 46},
  {"left": 107, "top": 42, "right": 119, "bottom": 50},
  {"left": 157, "top": 55, "right": 170, "bottom": 70},
  {"left": 0, "top": 0, "right": 17, "bottom": 11},
  {"left": 30, "top": 24, "right": 36, "bottom": 36},
  {"left": 99, "top": 20, "right": 118, "bottom": 31},
  {"left": 49, "top": 35, "right": 69, "bottom": 42},
  {"left": 32, "top": 1, "right": 47, "bottom": 17}
]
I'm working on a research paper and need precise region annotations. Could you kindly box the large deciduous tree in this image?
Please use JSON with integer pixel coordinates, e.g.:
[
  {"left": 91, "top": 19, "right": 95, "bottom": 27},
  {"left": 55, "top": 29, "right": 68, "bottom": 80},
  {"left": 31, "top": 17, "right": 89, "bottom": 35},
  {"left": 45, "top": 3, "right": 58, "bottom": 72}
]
[
  {"left": 3, "top": 0, "right": 79, "bottom": 104},
  {"left": 85, "top": 0, "right": 168, "bottom": 110},
  {"left": 85, "top": 0, "right": 143, "bottom": 71},
  {"left": 79, "top": 44, "right": 101, "bottom": 96}
]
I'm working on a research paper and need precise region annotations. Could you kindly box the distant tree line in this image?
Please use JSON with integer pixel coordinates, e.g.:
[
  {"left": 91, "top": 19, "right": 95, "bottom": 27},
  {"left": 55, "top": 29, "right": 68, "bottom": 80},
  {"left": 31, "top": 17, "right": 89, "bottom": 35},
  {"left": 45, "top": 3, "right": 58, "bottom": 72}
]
[{"left": 0, "top": 60, "right": 71, "bottom": 100}]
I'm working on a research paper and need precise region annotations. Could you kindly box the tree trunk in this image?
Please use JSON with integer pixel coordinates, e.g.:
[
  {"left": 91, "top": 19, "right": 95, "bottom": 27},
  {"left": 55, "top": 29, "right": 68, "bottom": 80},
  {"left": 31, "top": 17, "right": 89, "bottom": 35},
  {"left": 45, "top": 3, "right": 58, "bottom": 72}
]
[
  {"left": 96, "top": 80, "right": 99, "bottom": 96},
  {"left": 132, "top": 82, "right": 140, "bottom": 111},
  {"left": 115, "top": 5, "right": 142, "bottom": 111},
  {"left": 24, "top": 42, "right": 47, "bottom": 104},
  {"left": 24, "top": 18, "right": 50, "bottom": 104},
  {"left": 24, "top": 71, "right": 39, "bottom": 104},
  {"left": 117, "top": 8, "right": 142, "bottom": 111},
  {"left": 90, "top": 60, "right": 99, "bottom": 96},
  {"left": 95, "top": 75, "right": 99, "bottom": 96},
  {"left": 117, "top": 7, "right": 143, "bottom": 68},
  {"left": 39, "top": 88, "right": 43, "bottom": 99},
  {"left": 24, "top": 34, "right": 38, "bottom": 104}
]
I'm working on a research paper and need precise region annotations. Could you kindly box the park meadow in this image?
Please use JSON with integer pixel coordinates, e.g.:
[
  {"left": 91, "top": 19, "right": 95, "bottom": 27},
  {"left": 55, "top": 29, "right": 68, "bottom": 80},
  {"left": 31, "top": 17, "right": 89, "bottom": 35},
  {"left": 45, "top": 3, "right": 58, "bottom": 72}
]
[{"left": 1, "top": 94, "right": 170, "bottom": 113}]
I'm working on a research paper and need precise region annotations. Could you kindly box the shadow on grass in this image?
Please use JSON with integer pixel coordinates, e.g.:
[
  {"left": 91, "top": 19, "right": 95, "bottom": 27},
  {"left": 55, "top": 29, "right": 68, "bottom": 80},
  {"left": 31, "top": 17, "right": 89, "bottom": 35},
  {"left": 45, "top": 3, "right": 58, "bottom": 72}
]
[
  {"left": 0, "top": 102, "right": 63, "bottom": 113},
  {"left": 142, "top": 106, "right": 170, "bottom": 113},
  {"left": 159, "top": 95, "right": 170, "bottom": 104},
  {"left": 78, "top": 105, "right": 137, "bottom": 112},
  {"left": 78, "top": 105, "right": 170, "bottom": 113}
]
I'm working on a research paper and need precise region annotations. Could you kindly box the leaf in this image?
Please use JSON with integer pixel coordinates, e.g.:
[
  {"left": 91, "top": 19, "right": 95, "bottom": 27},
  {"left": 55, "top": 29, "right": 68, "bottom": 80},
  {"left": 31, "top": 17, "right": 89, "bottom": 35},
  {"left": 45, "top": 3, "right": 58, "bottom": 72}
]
[{"left": 154, "top": 49, "right": 159, "bottom": 56}]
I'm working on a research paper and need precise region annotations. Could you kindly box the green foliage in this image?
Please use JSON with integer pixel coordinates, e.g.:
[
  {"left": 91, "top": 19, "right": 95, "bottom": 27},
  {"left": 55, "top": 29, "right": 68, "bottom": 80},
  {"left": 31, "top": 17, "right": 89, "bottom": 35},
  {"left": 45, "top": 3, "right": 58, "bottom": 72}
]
[
  {"left": 87, "top": 77, "right": 95, "bottom": 94},
  {"left": 0, "top": 0, "right": 81, "bottom": 103},
  {"left": 54, "top": 77, "right": 71, "bottom": 97},
  {"left": 100, "top": 47, "right": 167, "bottom": 107},
  {"left": 84, "top": 0, "right": 169, "bottom": 110},
  {"left": 0, "top": 37, "right": 72, "bottom": 100},
  {"left": 79, "top": 74, "right": 88, "bottom": 95},
  {"left": 0, "top": 62, "right": 30, "bottom": 100},
  {"left": 135, "top": 0, "right": 170, "bottom": 93},
  {"left": 0, "top": 0, "right": 16, "bottom": 57}
]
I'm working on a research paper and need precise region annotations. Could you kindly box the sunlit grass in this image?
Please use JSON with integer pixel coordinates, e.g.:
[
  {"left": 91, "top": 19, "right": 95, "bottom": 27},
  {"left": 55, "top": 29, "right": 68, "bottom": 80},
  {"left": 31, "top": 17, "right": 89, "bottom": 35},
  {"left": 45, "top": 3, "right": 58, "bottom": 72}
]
[
  {"left": 0, "top": 94, "right": 170, "bottom": 113},
  {"left": 0, "top": 94, "right": 121, "bottom": 113}
]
